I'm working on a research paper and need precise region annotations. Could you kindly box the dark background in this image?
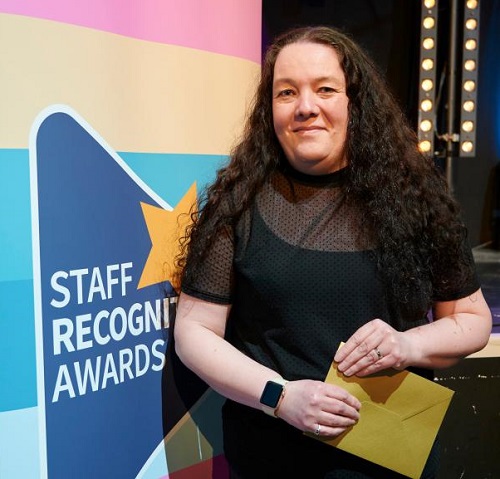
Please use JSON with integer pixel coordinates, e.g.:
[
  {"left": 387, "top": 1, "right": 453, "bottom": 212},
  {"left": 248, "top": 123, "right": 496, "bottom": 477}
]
[{"left": 262, "top": 2, "right": 500, "bottom": 477}]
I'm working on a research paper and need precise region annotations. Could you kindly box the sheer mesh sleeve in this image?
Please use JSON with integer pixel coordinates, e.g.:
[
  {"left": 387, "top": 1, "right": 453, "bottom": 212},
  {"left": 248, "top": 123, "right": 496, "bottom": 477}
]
[
  {"left": 181, "top": 224, "right": 235, "bottom": 304},
  {"left": 431, "top": 233, "right": 480, "bottom": 302}
]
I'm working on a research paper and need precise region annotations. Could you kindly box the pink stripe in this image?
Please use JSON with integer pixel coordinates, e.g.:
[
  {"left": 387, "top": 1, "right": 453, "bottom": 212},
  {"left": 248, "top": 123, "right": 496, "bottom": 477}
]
[{"left": 0, "top": 0, "right": 262, "bottom": 63}]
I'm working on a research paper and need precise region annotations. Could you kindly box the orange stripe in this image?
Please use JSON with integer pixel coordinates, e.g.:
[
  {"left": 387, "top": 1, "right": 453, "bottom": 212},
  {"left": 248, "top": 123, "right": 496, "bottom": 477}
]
[{"left": 0, "top": 14, "right": 260, "bottom": 154}]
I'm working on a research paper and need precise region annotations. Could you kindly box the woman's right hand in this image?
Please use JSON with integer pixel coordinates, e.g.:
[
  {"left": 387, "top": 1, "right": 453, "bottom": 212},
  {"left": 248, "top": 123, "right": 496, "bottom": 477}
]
[{"left": 276, "top": 379, "right": 361, "bottom": 437}]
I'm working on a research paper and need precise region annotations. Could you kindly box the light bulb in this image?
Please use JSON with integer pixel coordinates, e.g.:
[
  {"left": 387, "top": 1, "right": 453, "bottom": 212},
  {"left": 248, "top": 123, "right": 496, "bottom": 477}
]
[
  {"left": 419, "top": 140, "right": 432, "bottom": 153},
  {"left": 463, "top": 100, "right": 475, "bottom": 112},
  {"left": 465, "top": 39, "right": 477, "bottom": 50},
  {"left": 421, "top": 79, "right": 434, "bottom": 91},
  {"left": 462, "top": 121, "right": 474, "bottom": 132},
  {"left": 420, "top": 120, "right": 433, "bottom": 132},
  {"left": 464, "top": 59, "right": 476, "bottom": 71},
  {"left": 422, "top": 59, "right": 434, "bottom": 71},
  {"left": 463, "top": 80, "right": 476, "bottom": 92},
  {"left": 465, "top": 18, "right": 478, "bottom": 30},
  {"left": 423, "top": 17, "right": 435, "bottom": 29},
  {"left": 421, "top": 99, "right": 433, "bottom": 112},
  {"left": 461, "top": 141, "right": 474, "bottom": 153},
  {"left": 423, "top": 37, "right": 435, "bottom": 50}
]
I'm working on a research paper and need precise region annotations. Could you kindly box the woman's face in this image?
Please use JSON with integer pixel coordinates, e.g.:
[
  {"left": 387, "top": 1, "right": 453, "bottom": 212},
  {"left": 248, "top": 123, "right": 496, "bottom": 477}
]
[{"left": 272, "top": 42, "right": 349, "bottom": 175}]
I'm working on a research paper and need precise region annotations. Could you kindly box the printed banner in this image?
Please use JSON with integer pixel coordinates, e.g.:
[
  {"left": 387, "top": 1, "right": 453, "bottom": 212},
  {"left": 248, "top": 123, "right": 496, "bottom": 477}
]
[
  {"left": 30, "top": 106, "right": 190, "bottom": 478},
  {"left": 0, "top": 2, "right": 261, "bottom": 477}
]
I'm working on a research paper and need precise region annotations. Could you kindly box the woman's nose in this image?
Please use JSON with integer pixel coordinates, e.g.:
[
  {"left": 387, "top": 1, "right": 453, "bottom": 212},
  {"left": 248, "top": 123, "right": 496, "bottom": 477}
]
[{"left": 295, "top": 92, "right": 319, "bottom": 118}]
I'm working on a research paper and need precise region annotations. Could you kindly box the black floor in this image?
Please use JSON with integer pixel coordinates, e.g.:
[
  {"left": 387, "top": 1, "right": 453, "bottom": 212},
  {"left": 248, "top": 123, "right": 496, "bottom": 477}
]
[{"left": 436, "top": 357, "right": 500, "bottom": 479}]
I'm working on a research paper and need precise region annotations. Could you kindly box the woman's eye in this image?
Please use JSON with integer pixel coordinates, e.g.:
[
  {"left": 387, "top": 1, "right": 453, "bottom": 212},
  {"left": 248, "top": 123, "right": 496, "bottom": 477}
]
[
  {"left": 318, "top": 86, "right": 335, "bottom": 94},
  {"left": 278, "top": 89, "right": 295, "bottom": 97}
]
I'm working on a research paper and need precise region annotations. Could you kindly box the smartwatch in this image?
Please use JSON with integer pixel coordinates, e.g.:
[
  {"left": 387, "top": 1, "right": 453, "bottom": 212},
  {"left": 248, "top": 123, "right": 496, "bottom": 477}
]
[{"left": 260, "top": 377, "right": 288, "bottom": 417}]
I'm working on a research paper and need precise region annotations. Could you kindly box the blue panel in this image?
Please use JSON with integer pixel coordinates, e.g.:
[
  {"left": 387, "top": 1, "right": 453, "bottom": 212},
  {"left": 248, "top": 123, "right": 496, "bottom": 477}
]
[
  {"left": 0, "top": 280, "right": 37, "bottom": 412},
  {"left": 0, "top": 149, "right": 32, "bottom": 282}
]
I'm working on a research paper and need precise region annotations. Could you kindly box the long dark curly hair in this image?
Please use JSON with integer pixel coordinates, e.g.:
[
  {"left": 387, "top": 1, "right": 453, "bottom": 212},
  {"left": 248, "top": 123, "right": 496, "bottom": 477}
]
[{"left": 177, "top": 26, "right": 470, "bottom": 316}]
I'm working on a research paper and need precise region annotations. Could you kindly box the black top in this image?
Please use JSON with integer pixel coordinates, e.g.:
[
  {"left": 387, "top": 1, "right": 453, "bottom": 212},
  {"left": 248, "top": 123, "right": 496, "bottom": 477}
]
[
  {"left": 182, "top": 166, "right": 479, "bottom": 382},
  {"left": 181, "top": 166, "right": 480, "bottom": 478}
]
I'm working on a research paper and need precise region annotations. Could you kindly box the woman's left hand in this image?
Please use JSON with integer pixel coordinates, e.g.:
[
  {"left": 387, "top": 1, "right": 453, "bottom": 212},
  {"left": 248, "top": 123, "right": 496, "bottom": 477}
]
[{"left": 333, "top": 318, "right": 414, "bottom": 377}]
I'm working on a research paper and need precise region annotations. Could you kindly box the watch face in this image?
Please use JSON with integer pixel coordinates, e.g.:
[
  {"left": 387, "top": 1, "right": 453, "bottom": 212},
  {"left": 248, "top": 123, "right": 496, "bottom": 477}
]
[{"left": 260, "top": 381, "right": 283, "bottom": 408}]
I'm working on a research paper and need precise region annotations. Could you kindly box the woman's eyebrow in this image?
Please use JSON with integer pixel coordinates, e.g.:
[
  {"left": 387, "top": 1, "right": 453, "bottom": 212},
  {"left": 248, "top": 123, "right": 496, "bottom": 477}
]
[{"left": 274, "top": 75, "right": 342, "bottom": 85}]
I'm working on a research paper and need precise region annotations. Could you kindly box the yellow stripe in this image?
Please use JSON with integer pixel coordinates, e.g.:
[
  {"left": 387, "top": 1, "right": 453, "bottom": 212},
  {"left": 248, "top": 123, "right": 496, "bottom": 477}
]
[{"left": 0, "top": 14, "right": 260, "bottom": 154}]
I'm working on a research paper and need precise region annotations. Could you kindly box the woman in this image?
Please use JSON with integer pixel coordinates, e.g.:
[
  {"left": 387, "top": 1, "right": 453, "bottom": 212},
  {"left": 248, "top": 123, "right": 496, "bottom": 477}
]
[{"left": 174, "top": 26, "right": 492, "bottom": 478}]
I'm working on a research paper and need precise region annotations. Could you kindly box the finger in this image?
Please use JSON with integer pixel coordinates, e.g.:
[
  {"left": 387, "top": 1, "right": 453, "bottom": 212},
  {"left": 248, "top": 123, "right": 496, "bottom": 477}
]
[
  {"left": 354, "top": 356, "right": 393, "bottom": 377},
  {"left": 320, "top": 426, "right": 351, "bottom": 438},
  {"left": 319, "top": 399, "right": 361, "bottom": 423},
  {"left": 340, "top": 347, "right": 383, "bottom": 376},
  {"left": 317, "top": 425, "right": 351, "bottom": 438},
  {"left": 336, "top": 324, "right": 392, "bottom": 372},
  {"left": 336, "top": 343, "right": 382, "bottom": 376},
  {"left": 320, "top": 409, "right": 359, "bottom": 428},
  {"left": 324, "top": 386, "right": 362, "bottom": 411},
  {"left": 308, "top": 423, "right": 351, "bottom": 438},
  {"left": 334, "top": 321, "right": 383, "bottom": 363},
  {"left": 322, "top": 398, "right": 361, "bottom": 422}
]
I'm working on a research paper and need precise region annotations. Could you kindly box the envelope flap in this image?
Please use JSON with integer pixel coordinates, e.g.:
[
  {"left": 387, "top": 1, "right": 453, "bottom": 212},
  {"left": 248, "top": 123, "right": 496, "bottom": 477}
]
[
  {"left": 323, "top": 402, "right": 424, "bottom": 478},
  {"left": 326, "top": 364, "right": 454, "bottom": 419},
  {"left": 322, "top": 351, "right": 455, "bottom": 478}
]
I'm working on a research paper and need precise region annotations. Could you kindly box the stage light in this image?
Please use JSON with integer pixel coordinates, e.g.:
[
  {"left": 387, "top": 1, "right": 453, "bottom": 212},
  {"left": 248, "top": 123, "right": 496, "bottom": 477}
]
[
  {"left": 463, "top": 80, "right": 476, "bottom": 92},
  {"left": 421, "top": 99, "right": 433, "bottom": 112},
  {"left": 463, "top": 100, "right": 475, "bottom": 112},
  {"left": 420, "top": 120, "right": 433, "bottom": 132},
  {"left": 465, "top": 18, "right": 477, "bottom": 30},
  {"left": 465, "top": 38, "right": 477, "bottom": 50},
  {"left": 460, "top": 0, "right": 480, "bottom": 157},
  {"left": 421, "top": 79, "right": 434, "bottom": 91},
  {"left": 461, "top": 141, "right": 473, "bottom": 153},
  {"left": 462, "top": 120, "right": 474, "bottom": 132},
  {"left": 418, "top": 0, "right": 438, "bottom": 157},
  {"left": 423, "top": 17, "right": 436, "bottom": 29},
  {"left": 422, "top": 59, "right": 434, "bottom": 70},
  {"left": 419, "top": 140, "right": 432, "bottom": 153},
  {"left": 464, "top": 59, "right": 476, "bottom": 71},
  {"left": 423, "top": 37, "right": 435, "bottom": 49}
]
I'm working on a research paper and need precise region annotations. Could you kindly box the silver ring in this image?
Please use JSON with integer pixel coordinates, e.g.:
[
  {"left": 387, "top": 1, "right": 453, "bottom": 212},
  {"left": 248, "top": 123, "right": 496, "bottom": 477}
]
[
  {"left": 375, "top": 347, "right": 383, "bottom": 360},
  {"left": 314, "top": 424, "right": 321, "bottom": 436}
]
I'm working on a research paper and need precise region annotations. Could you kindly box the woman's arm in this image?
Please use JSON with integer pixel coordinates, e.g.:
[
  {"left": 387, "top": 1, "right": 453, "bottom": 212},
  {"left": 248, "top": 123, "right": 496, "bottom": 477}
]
[
  {"left": 334, "top": 288, "right": 492, "bottom": 376},
  {"left": 404, "top": 288, "right": 492, "bottom": 368},
  {"left": 174, "top": 292, "right": 277, "bottom": 408},
  {"left": 174, "top": 292, "right": 361, "bottom": 435}
]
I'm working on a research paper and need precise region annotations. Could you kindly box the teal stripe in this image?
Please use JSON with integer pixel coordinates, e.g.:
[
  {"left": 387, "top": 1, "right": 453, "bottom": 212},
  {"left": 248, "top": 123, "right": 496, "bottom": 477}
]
[
  {"left": 0, "top": 279, "right": 37, "bottom": 412},
  {"left": 0, "top": 149, "right": 32, "bottom": 282},
  {"left": 119, "top": 152, "right": 225, "bottom": 206}
]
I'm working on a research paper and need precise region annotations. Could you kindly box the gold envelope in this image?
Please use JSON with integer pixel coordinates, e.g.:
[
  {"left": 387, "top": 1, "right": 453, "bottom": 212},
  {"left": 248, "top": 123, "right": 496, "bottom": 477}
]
[{"left": 320, "top": 359, "right": 454, "bottom": 478}]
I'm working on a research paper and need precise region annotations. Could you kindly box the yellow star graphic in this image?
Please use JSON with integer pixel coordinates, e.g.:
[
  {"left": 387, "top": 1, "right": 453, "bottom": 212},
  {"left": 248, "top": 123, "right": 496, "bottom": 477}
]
[{"left": 138, "top": 182, "right": 197, "bottom": 290}]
